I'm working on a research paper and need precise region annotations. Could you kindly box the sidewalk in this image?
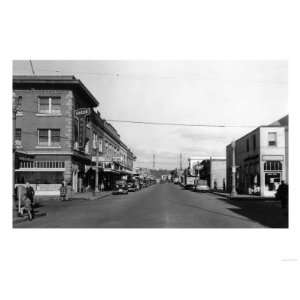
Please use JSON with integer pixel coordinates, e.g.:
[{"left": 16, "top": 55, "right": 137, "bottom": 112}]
[
  {"left": 69, "top": 190, "right": 112, "bottom": 201},
  {"left": 13, "top": 190, "right": 112, "bottom": 225},
  {"left": 212, "top": 191, "right": 276, "bottom": 201}
]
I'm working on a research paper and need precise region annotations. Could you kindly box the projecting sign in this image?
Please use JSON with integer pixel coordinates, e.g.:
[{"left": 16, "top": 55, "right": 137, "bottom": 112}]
[
  {"left": 75, "top": 108, "right": 91, "bottom": 149},
  {"left": 78, "top": 117, "right": 86, "bottom": 149},
  {"left": 74, "top": 108, "right": 91, "bottom": 117}
]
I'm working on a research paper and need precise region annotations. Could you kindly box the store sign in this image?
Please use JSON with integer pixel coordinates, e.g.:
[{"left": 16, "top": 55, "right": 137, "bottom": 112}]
[
  {"left": 75, "top": 108, "right": 91, "bottom": 117},
  {"left": 78, "top": 117, "right": 86, "bottom": 149},
  {"left": 75, "top": 108, "right": 91, "bottom": 149}
]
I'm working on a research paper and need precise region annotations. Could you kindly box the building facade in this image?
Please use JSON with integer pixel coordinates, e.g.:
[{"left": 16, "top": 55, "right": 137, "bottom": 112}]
[
  {"left": 13, "top": 76, "right": 136, "bottom": 195},
  {"left": 226, "top": 115, "right": 288, "bottom": 197},
  {"left": 188, "top": 156, "right": 226, "bottom": 190}
]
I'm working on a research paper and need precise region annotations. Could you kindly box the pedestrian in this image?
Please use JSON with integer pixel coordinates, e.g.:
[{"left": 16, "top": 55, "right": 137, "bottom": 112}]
[
  {"left": 276, "top": 180, "right": 289, "bottom": 210},
  {"left": 100, "top": 181, "right": 104, "bottom": 192},
  {"left": 60, "top": 181, "right": 67, "bottom": 201},
  {"left": 21, "top": 192, "right": 33, "bottom": 221},
  {"left": 214, "top": 180, "right": 217, "bottom": 190},
  {"left": 25, "top": 182, "right": 35, "bottom": 217}
]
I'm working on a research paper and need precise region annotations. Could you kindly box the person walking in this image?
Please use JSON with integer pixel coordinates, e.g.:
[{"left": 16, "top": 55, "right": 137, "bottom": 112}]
[
  {"left": 25, "top": 182, "right": 35, "bottom": 218},
  {"left": 60, "top": 181, "right": 67, "bottom": 201},
  {"left": 276, "top": 180, "right": 289, "bottom": 210},
  {"left": 21, "top": 191, "right": 33, "bottom": 221}
]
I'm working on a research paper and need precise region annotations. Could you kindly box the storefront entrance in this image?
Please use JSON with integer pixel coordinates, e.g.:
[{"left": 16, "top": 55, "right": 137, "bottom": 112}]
[{"left": 263, "top": 160, "right": 283, "bottom": 197}]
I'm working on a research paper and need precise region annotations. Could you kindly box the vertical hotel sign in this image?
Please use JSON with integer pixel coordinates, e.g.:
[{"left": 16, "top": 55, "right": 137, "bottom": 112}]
[{"left": 74, "top": 108, "right": 91, "bottom": 150}]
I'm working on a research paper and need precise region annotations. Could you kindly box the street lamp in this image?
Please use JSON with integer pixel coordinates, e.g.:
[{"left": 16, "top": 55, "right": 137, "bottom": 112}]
[{"left": 231, "top": 140, "right": 237, "bottom": 197}]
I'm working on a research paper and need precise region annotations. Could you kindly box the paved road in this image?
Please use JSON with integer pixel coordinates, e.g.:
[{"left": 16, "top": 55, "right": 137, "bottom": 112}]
[{"left": 15, "top": 183, "right": 287, "bottom": 228}]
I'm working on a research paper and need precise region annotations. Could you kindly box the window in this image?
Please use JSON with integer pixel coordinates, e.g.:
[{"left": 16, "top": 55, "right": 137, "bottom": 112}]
[
  {"left": 246, "top": 138, "right": 249, "bottom": 152},
  {"left": 264, "top": 161, "right": 282, "bottom": 171},
  {"left": 51, "top": 129, "right": 60, "bottom": 143},
  {"left": 99, "top": 138, "right": 103, "bottom": 153},
  {"left": 38, "top": 129, "right": 61, "bottom": 146},
  {"left": 38, "top": 97, "right": 61, "bottom": 114},
  {"left": 51, "top": 97, "right": 61, "bottom": 113},
  {"left": 16, "top": 96, "right": 22, "bottom": 112},
  {"left": 15, "top": 128, "right": 22, "bottom": 146},
  {"left": 93, "top": 133, "right": 97, "bottom": 149},
  {"left": 252, "top": 135, "right": 256, "bottom": 151},
  {"left": 38, "top": 129, "right": 49, "bottom": 145},
  {"left": 268, "top": 132, "right": 277, "bottom": 146}
]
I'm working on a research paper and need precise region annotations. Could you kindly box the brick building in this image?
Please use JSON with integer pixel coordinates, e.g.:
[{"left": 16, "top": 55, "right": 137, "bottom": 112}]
[
  {"left": 226, "top": 115, "right": 288, "bottom": 197},
  {"left": 13, "top": 75, "right": 136, "bottom": 195}
]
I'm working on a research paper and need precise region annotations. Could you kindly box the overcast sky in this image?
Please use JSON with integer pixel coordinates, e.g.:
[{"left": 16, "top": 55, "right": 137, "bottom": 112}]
[{"left": 13, "top": 60, "right": 288, "bottom": 169}]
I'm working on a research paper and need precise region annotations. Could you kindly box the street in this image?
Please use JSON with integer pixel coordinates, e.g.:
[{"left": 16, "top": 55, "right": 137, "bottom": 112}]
[{"left": 14, "top": 183, "right": 287, "bottom": 228}]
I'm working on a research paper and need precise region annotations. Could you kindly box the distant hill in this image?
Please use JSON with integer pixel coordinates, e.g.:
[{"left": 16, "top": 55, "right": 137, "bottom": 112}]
[{"left": 149, "top": 169, "right": 172, "bottom": 179}]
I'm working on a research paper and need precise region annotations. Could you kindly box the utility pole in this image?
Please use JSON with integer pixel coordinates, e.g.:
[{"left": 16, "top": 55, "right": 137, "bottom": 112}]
[
  {"left": 29, "top": 60, "right": 35, "bottom": 75},
  {"left": 179, "top": 152, "right": 182, "bottom": 170},
  {"left": 13, "top": 92, "right": 17, "bottom": 211},
  {"left": 231, "top": 141, "right": 237, "bottom": 197},
  {"left": 95, "top": 140, "right": 99, "bottom": 192},
  {"left": 13, "top": 92, "right": 22, "bottom": 213}
]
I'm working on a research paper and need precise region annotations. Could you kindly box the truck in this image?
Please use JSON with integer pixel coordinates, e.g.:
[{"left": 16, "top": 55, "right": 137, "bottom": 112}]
[{"left": 184, "top": 176, "right": 196, "bottom": 189}]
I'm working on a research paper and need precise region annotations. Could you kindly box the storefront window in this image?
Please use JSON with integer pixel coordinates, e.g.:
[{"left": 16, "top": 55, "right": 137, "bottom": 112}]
[
  {"left": 264, "top": 161, "right": 282, "bottom": 171},
  {"left": 265, "top": 173, "right": 281, "bottom": 191}
]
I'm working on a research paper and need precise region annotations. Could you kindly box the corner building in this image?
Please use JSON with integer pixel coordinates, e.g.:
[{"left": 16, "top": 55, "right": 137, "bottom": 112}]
[
  {"left": 13, "top": 76, "right": 136, "bottom": 195},
  {"left": 226, "top": 115, "right": 288, "bottom": 197}
]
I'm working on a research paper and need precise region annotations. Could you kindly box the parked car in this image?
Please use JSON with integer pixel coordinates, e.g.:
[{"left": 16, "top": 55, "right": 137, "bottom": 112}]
[
  {"left": 194, "top": 179, "right": 210, "bottom": 192},
  {"left": 127, "top": 181, "right": 137, "bottom": 192},
  {"left": 112, "top": 180, "right": 128, "bottom": 195}
]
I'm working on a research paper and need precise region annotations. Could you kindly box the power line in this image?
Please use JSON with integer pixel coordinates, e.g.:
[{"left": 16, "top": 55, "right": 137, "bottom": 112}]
[
  {"left": 106, "top": 119, "right": 257, "bottom": 128},
  {"left": 13, "top": 67, "right": 287, "bottom": 85},
  {"left": 16, "top": 109, "right": 259, "bottom": 128}
]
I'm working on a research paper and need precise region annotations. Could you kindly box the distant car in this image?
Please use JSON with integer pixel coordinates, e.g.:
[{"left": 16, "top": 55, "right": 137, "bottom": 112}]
[
  {"left": 112, "top": 180, "right": 128, "bottom": 195},
  {"left": 173, "top": 177, "right": 179, "bottom": 184},
  {"left": 194, "top": 182, "right": 210, "bottom": 192}
]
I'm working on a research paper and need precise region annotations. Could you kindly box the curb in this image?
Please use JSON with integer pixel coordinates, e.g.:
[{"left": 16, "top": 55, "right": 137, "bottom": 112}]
[
  {"left": 13, "top": 212, "right": 47, "bottom": 225},
  {"left": 211, "top": 191, "right": 277, "bottom": 201},
  {"left": 70, "top": 192, "right": 112, "bottom": 201}
]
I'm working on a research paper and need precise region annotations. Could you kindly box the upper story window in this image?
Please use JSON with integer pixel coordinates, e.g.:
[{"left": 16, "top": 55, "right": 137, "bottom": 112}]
[
  {"left": 38, "top": 129, "right": 61, "bottom": 146},
  {"left": 38, "top": 97, "right": 61, "bottom": 114},
  {"left": 252, "top": 135, "right": 256, "bottom": 151},
  {"left": 16, "top": 96, "right": 22, "bottom": 113},
  {"left": 92, "top": 133, "right": 97, "bottom": 149},
  {"left": 99, "top": 138, "right": 103, "bottom": 153},
  {"left": 15, "top": 128, "right": 22, "bottom": 146},
  {"left": 246, "top": 138, "right": 250, "bottom": 152},
  {"left": 268, "top": 132, "right": 277, "bottom": 146}
]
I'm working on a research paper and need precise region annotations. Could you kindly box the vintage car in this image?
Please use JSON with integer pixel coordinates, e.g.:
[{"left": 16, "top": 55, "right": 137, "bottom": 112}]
[
  {"left": 127, "top": 181, "right": 138, "bottom": 192},
  {"left": 193, "top": 179, "right": 210, "bottom": 192},
  {"left": 112, "top": 180, "right": 128, "bottom": 195}
]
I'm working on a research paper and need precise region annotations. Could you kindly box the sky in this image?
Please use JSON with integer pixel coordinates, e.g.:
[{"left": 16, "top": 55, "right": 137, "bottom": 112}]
[{"left": 13, "top": 60, "right": 288, "bottom": 169}]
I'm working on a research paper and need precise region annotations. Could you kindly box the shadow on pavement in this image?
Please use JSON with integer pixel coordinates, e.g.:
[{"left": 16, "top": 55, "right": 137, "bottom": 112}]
[{"left": 216, "top": 197, "right": 288, "bottom": 228}]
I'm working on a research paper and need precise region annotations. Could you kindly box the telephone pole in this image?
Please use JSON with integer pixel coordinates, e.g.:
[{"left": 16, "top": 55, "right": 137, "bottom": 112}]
[
  {"left": 231, "top": 141, "right": 237, "bottom": 197},
  {"left": 95, "top": 141, "right": 99, "bottom": 192},
  {"left": 179, "top": 153, "right": 182, "bottom": 170},
  {"left": 29, "top": 60, "right": 35, "bottom": 75}
]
